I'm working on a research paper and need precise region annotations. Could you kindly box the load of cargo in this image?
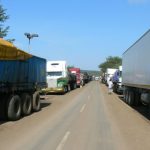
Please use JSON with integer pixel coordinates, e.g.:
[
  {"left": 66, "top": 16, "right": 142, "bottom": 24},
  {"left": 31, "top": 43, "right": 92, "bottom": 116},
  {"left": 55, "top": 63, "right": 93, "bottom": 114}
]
[
  {"left": 0, "top": 38, "right": 47, "bottom": 121},
  {"left": 122, "top": 29, "right": 150, "bottom": 106}
]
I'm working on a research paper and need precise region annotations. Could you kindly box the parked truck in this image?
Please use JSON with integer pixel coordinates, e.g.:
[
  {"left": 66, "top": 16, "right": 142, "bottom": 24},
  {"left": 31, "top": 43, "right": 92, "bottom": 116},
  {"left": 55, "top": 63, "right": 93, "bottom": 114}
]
[
  {"left": 112, "top": 66, "right": 123, "bottom": 93},
  {"left": 122, "top": 29, "right": 150, "bottom": 106},
  {"left": 42, "top": 61, "right": 77, "bottom": 94},
  {"left": 105, "top": 68, "right": 117, "bottom": 85},
  {"left": 82, "top": 72, "right": 90, "bottom": 84},
  {"left": 0, "top": 39, "right": 47, "bottom": 121},
  {"left": 68, "top": 68, "right": 84, "bottom": 88}
]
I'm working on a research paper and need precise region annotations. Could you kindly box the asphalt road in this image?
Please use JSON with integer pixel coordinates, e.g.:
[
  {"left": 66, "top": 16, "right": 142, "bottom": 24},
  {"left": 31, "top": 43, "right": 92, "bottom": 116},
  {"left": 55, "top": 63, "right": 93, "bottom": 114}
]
[{"left": 0, "top": 81, "right": 150, "bottom": 150}]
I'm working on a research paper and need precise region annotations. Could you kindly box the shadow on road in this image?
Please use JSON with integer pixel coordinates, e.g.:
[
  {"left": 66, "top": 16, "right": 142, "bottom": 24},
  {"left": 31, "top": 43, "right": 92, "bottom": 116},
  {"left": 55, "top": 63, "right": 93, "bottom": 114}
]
[
  {"left": 118, "top": 95, "right": 150, "bottom": 120},
  {"left": 0, "top": 121, "right": 6, "bottom": 126},
  {"left": 41, "top": 102, "right": 51, "bottom": 109},
  {"left": 0, "top": 101, "right": 52, "bottom": 125}
]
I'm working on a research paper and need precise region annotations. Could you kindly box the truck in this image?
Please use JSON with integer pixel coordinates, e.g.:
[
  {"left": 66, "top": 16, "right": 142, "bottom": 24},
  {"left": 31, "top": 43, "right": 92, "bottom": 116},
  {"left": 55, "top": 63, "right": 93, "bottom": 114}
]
[
  {"left": 42, "top": 61, "right": 77, "bottom": 94},
  {"left": 112, "top": 66, "right": 123, "bottom": 93},
  {"left": 122, "top": 29, "right": 150, "bottom": 106},
  {"left": 82, "top": 72, "right": 90, "bottom": 84},
  {"left": 0, "top": 38, "right": 47, "bottom": 121},
  {"left": 68, "top": 68, "right": 84, "bottom": 88},
  {"left": 105, "top": 68, "right": 117, "bottom": 85}
]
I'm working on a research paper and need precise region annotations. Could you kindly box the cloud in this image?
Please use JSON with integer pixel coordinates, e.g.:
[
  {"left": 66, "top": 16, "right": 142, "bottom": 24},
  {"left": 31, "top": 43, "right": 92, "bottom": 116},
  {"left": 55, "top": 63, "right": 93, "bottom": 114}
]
[{"left": 128, "top": 0, "right": 149, "bottom": 4}]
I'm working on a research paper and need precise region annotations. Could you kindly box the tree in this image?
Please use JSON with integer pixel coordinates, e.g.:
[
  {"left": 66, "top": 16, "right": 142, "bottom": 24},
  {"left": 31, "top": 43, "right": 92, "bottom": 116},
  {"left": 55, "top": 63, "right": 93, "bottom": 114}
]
[
  {"left": 0, "top": 4, "right": 9, "bottom": 38},
  {"left": 0, "top": 4, "right": 14, "bottom": 42},
  {"left": 98, "top": 56, "right": 122, "bottom": 72},
  {"left": 67, "top": 65, "right": 75, "bottom": 69}
]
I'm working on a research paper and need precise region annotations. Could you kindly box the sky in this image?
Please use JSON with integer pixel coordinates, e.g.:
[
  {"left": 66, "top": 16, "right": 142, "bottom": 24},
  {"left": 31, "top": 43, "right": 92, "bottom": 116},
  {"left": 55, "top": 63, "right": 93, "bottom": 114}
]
[{"left": 1, "top": 0, "right": 150, "bottom": 70}]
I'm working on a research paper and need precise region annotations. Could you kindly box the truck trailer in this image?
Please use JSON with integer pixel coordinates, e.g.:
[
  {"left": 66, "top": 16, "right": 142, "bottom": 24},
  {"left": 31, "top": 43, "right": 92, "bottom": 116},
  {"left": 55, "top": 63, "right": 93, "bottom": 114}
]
[
  {"left": 105, "top": 68, "right": 117, "bottom": 85},
  {"left": 0, "top": 39, "right": 47, "bottom": 121},
  {"left": 42, "top": 61, "right": 77, "bottom": 94},
  {"left": 122, "top": 29, "right": 150, "bottom": 106},
  {"left": 68, "top": 68, "right": 84, "bottom": 88},
  {"left": 112, "top": 66, "right": 123, "bottom": 93}
]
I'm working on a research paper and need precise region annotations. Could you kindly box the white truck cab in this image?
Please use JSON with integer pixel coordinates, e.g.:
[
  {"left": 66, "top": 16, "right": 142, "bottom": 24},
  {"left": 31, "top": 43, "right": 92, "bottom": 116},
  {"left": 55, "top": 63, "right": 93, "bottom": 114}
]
[{"left": 47, "top": 61, "right": 67, "bottom": 88}]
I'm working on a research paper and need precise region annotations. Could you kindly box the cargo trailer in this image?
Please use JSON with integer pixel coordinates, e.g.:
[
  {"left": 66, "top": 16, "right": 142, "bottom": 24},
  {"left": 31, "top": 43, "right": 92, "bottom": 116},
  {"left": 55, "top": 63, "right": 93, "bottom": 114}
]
[
  {"left": 122, "top": 29, "right": 150, "bottom": 106},
  {"left": 0, "top": 38, "right": 46, "bottom": 120}
]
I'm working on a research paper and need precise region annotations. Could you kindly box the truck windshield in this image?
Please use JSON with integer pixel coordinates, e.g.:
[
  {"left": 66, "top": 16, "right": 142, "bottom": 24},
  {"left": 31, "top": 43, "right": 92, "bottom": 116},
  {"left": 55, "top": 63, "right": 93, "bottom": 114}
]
[{"left": 47, "top": 72, "right": 62, "bottom": 76}]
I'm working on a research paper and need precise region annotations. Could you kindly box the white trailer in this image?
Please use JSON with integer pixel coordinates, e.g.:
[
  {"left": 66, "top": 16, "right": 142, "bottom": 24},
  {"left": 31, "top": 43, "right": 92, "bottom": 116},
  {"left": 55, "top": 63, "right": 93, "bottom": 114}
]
[
  {"left": 106, "top": 68, "right": 117, "bottom": 85},
  {"left": 122, "top": 29, "right": 150, "bottom": 106}
]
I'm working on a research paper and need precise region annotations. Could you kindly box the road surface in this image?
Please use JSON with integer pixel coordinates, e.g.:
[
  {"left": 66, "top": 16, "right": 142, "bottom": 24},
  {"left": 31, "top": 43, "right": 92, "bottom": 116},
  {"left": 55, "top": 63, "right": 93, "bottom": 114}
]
[{"left": 0, "top": 81, "right": 150, "bottom": 150}]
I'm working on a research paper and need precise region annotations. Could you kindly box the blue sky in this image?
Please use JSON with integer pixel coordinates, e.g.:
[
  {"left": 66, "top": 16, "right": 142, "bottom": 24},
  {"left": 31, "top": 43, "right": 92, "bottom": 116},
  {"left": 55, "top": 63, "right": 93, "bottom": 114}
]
[{"left": 1, "top": 0, "right": 150, "bottom": 70}]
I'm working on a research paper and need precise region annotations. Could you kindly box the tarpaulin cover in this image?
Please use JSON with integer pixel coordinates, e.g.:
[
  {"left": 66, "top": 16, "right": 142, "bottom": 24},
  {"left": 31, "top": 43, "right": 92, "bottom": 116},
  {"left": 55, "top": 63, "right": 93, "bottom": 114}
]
[{"left": 0, "top": 38, "right": 32, "bottom": 60}]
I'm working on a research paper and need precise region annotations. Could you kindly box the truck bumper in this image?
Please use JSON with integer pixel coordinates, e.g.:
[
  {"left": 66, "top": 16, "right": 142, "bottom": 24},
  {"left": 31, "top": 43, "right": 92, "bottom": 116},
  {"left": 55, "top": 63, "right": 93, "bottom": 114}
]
[{"left": 41, "top": 87, "right": 65, "bottom": 94}]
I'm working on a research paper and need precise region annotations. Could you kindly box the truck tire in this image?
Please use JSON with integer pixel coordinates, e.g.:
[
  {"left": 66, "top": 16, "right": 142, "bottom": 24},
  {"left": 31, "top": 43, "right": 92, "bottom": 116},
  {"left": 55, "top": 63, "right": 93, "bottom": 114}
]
[
  {"left": 73, "top": 83, "right": 77, "bottom": 89},
  {"left": 125, "top": 90, "right": 129, "bottom": 103},
  {"left": 128, "top": 91, "right": 134, "bottom": 106},
  {"left": 7, "top": 95, "right": 21, "bottom": 121},
  {"left": 123, "top": 89, "right": 126, "bottom": 102},
  {"left": 62, "top": 86, "right": 68, "bottom": 94},
  {"left": 68, "top": 85, "right": 71, "bottom": 92},
  {"left": 32, "top": 91, "right": 41, "bottom": 112},
  {"left": 21, "top": 93, "right": 32, "bottom": 116},
  {"left": 113, "top": 84, "right": 117, "bottom": 93},
  {"left": 134, "top": 92, "right": 141, "bottom": 106}
]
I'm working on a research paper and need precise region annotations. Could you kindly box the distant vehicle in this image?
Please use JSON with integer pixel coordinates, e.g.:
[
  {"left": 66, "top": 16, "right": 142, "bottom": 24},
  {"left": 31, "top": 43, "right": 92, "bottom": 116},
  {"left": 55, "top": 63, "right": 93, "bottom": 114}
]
[
  {"left": 82, "top": 72, "right": 90, "bottom": 84},
  {"left": 42, "top": 61, "right": 77, "bottom": 94},
  {"left": 105, "top": 68, "right": 117, "bottom": 85},
  {"left": 69, "top": 68, "right": 84, "bottom": 88},
  {"left": 0, "top": 39, "right": 47, "bottom": 121},
  {"left": 95, "top": 76, "right": 100, "bottom": 81},
  {"left": 122, "top": 29, "right": 150, "bottom": 106},
  {"left": 112, "top": 66, "right": 123, "bottom": 93}
]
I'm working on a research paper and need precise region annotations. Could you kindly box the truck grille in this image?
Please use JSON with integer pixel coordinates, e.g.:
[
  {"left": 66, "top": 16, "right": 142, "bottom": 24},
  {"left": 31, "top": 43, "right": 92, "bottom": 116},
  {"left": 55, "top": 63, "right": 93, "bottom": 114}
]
[{"left": 47, "top": 79, "right": 57, "bottom": 88}]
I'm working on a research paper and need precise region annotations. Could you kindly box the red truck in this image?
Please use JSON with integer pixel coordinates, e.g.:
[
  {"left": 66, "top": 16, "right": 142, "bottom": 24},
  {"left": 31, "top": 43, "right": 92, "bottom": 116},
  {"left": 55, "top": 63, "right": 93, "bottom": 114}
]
[{"left": 69, "top": 68, "right": 84, "bottom": 88}]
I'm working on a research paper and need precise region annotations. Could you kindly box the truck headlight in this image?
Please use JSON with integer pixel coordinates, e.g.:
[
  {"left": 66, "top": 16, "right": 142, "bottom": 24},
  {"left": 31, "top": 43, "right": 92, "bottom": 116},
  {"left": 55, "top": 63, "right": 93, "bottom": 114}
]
[{"left": 58, "top": 83, "right": 63, "bottom": 87}]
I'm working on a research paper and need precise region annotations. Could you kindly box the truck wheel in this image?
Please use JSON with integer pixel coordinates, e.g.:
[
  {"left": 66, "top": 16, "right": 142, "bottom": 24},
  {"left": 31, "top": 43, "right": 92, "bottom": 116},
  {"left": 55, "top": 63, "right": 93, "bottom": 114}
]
[
  {"left": 21, "top": 93, "right": 32, "bottom": 116},
  {"left": 134, "top": 92, "right": 141, "bottom": 106},
  {"left": 63, "top": 86, "right": 68, "bottom": 94},
  {"left": 65, "top": 86, "right": 68, "bottom": 93},
  {"left": 113, "top": 84, "right": 117, "bottom": 93},
  {"left": 32, "top": 91, "right": 41, "bottom": 112},
  {"left": 123, "top": 89, "right": 127, "bottom": 102},
  {"left": 68, "top": 85, "right": 71, "bottom": 92},
  {"left": 74, "top": 83, "right": 77, "bottom": 89},
  {"left": 7, "top": 95, "right": 21, "bottom": 121},
  {"left": 125, "top": 90, "right": 129, "bottom": 103},
  {"left": 128, "top": 91, "right": 134, "bottom": 106}
]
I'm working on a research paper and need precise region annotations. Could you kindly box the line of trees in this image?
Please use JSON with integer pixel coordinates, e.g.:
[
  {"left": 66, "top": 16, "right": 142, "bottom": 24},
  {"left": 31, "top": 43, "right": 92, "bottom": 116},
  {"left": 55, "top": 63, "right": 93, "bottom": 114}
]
[{"left": 98, "top": 56, "right": 122, "bottom": 73}]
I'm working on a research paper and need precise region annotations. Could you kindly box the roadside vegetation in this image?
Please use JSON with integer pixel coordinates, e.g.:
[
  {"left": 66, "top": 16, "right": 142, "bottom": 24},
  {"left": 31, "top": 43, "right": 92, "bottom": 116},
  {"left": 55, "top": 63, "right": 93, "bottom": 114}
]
[
  {"left": 98, "top": 56, "right": 122, "bottom": 73},
  {"left": 0, "top": 4, "right": 14, "bottom": 42}
]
